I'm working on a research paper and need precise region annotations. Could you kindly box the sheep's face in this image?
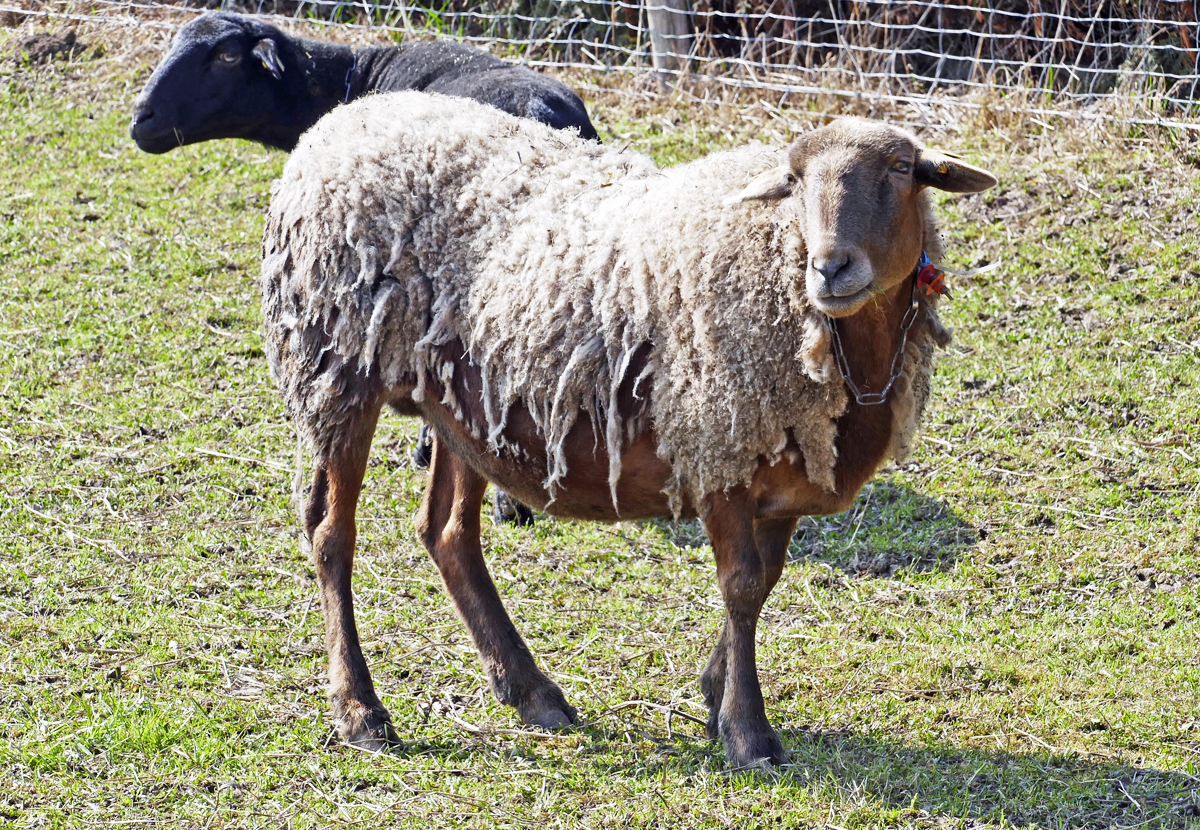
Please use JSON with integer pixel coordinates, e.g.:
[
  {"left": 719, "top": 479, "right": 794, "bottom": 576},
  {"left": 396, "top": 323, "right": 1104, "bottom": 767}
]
[
  {"left": 130, "top": 13, "right": 295, "bottom": 153},
  {"left": 727, "top": 118, "right": 996, "bottom": 318}
]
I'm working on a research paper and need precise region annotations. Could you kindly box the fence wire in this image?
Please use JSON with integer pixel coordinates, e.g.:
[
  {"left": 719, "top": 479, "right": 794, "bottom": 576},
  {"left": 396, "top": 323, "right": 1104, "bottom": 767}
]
[{"left": 5, "top": 0, "right": 1199, "bottom": 123}]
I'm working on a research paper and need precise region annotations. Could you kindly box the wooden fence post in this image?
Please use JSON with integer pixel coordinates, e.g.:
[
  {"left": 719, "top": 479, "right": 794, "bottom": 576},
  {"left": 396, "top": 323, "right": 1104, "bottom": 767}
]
[{"left": 645, "top": 0, "right": 692, "bottom": 85}]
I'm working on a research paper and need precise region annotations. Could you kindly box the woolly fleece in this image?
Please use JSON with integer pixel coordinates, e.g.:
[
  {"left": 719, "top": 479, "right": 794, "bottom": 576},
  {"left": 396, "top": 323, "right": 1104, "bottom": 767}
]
[{"left": 262, "top": 91, "right": 945, "bottom": 513}]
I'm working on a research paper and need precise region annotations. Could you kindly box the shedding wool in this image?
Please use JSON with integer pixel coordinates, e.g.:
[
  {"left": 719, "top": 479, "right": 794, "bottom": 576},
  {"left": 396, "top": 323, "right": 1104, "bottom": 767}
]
[{"left": 262, "top": 91, "right": 947, "bottom": 513}]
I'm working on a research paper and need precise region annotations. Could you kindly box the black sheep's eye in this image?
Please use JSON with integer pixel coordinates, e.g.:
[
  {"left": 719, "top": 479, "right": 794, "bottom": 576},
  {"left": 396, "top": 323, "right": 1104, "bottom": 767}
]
[
  {"left": 214, "top": 49, "right": 241, "bottom": 66},
  {"left": 891, "top": 160, "right": 912, "bottom": 175}
]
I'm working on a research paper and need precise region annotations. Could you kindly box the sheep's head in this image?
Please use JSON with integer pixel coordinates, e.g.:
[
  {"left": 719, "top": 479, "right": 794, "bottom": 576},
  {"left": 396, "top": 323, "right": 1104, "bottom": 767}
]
[
  {"left": 130, "top": 13, "right": 300, "bottom": 153},
  {"left": 728, "top": 118, "right": 996, "bottom": 318}
]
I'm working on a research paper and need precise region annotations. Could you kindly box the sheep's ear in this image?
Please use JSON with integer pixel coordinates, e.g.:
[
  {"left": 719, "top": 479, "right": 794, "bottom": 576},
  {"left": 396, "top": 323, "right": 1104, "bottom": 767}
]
[
  {"left": 723, "top": 164, "right": 796, "bottom": 207},
  {"left": 915, "top": 150, "right": 996, "bottom": 193},
  {"left": 252, "top": 38, "right": 284, "bottom": 80}
]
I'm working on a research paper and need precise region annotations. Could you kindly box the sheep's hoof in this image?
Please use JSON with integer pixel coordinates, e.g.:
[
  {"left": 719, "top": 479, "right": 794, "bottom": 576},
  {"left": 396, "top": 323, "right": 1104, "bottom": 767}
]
[
  {"left": 720, "top": 720, "right": 786, "bottom": 769},
  {"left": 493, "top": 490, "right": 535, "bottom": 527},
  {"left": 518, "top": 685, "right": 577, "bottom": 731},
  {"left": 411, "top": 424, "right": 434, "bottom": 470},
  {"left": 335, "top": 703, "right": 400, "bottom": 752},
  {"left": 527, "top": 707, "right": 575, "bottom": 730}
]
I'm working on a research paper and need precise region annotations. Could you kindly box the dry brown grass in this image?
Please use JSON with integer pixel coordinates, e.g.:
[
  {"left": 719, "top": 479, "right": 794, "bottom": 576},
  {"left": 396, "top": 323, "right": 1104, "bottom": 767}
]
[{"left": 6, "top": 0, "right": 1200, "bottom": 152}]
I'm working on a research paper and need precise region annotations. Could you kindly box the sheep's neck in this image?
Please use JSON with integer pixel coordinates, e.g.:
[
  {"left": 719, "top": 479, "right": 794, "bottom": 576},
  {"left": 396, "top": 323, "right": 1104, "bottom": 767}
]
[
  {"left": 267, "top": 36, "right": 357, "bottom": 149},
  {"left": 832, "top": 273, "right": 917, "bottom": 404},
  {"left": 828, "top": 273, "right": 918, "bottom": 495},
  {"left": 830, "top": 279, "right": 919, "bottom": 406}
]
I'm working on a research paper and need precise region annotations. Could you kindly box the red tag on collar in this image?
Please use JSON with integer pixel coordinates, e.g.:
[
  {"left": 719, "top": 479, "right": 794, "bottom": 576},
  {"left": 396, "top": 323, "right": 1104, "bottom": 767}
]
[{"left": 917, "top": 262, "right": 951, "bottom": 298}]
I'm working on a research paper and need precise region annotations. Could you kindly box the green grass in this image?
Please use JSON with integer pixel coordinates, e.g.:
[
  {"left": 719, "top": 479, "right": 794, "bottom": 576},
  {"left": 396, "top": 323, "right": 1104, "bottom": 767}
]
[{"left": 1, "top": 33, "right": 1198, "bottom": 829}]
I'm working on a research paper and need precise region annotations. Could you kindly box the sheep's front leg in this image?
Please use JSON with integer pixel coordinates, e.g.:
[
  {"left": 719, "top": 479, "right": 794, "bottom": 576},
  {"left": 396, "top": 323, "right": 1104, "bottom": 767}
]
[
  {"left": 302, "top": 406, "right": 397, "bottom": 750},
  {"left": 416, "top": 437, "right": 575, "bottom": 729},
  {"left": 701, "top": 497, "right": 795, "bottom": 767},
  {"left": 700, "top": 516, "right": 796, "bottom": 742}
]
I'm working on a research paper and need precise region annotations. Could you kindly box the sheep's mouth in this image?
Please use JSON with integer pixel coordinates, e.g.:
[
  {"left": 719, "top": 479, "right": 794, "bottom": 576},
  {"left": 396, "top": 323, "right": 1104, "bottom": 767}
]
[
  {"left": 810, "top": 288, "right": 875, "bottom": 318},
  {"left": 129, "top": 120, "right": 191, "bottom": 154},
  {"left": 808, "top": 270, "right": 880, "bottom": 318},
  {"left": 130, "top": 125, "right": 179, "bottom": 153},
  {"left": 806, "top": 258, "right": 878, "bottom": 318}
]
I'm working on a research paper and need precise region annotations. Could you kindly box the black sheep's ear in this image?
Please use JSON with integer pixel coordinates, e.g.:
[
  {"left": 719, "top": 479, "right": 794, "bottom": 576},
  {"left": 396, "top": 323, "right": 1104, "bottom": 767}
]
[{"left": 251, "top": 38, "right": 284, "bottom": 80}]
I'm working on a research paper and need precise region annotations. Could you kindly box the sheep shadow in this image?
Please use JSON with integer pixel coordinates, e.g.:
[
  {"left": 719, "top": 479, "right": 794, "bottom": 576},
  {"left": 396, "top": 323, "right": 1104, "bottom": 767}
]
[
  {"left": 569, "top": 721, "right": 1199, "bottom": 828},
  {"left": 773, "top": 727, "right": 1200, "bottom": 828},
  {"left": 356, "top": 712, "right": 1199, "bottom": 826},
  {"left": 790, "top": 478, "right": 980, "bottom": 577},
  {"left": 644, "top": 478, "right": 980, "bottom": 577}
]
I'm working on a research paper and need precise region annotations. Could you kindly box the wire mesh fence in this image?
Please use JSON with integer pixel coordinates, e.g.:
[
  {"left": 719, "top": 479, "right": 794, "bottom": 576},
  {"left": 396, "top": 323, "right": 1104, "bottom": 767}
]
[{"left": 4, "top": 0, "right": 1199, "bottom": 123}]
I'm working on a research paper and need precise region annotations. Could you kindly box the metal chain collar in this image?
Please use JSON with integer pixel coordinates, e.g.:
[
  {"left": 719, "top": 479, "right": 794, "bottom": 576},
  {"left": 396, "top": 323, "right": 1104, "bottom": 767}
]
[{"left": 828, "top": 276, "right": 921, "bottom": 407}]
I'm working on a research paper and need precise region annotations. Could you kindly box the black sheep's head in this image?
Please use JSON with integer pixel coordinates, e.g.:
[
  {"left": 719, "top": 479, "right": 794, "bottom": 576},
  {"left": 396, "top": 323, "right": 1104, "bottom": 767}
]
[{"left": 130, "top": 12, "right": 300, "bottom": 153}]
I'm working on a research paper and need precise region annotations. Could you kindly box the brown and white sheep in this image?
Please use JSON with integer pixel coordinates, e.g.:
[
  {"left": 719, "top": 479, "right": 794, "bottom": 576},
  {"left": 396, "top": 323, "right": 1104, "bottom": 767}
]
[{"left": 261, "top": 91, "right": 996, "bottom": 766}]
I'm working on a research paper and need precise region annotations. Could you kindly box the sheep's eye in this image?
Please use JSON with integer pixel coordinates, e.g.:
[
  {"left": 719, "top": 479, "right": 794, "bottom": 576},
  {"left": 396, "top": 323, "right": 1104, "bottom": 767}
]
[
  {"left": 891, "top": 161, "right": 912, "bottom": 175},
  {"left": 214, "top": 49, "right": 241, "bottom": 66},
  {"left": 786, "top": 174, "right": 796, "bottom": 184}
]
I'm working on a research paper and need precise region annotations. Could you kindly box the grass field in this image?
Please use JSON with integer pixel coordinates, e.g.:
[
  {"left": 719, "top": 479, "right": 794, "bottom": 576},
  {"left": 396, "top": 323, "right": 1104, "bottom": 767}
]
[{"left": 1, "top": 20, "right": 1199, "bottom": 830}]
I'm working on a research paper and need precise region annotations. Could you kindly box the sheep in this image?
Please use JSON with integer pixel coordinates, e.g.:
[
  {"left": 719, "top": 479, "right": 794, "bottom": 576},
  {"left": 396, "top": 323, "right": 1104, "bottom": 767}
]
[
  {"left": 128, "top": 11, "right": 600, "bottom": 153},
  {"left": 130, "top": 10, "right": 581, "bottom": 526},
  {"left": 260, "top": 91, "right": 996, "bottom": 767}
]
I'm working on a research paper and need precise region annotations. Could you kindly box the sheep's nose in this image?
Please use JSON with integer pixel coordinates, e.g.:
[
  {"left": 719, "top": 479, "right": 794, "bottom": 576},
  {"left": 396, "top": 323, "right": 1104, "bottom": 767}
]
[
  {"left": 812, "top": 253, "right": 852, "bottom": 288},
  {"left": 129, "top": 105, "right": 155, "bottom": 141}
]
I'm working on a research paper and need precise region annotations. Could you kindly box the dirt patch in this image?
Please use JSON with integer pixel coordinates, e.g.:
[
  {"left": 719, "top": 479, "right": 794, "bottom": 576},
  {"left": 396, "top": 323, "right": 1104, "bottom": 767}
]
[{"left": 17, "top": 29, "right": 86, "bottom": 63}]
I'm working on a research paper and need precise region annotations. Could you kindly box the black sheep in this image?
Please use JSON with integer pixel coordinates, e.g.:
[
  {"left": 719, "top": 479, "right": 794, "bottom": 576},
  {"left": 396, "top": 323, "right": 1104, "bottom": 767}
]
[
  {"left": 129, "top": 12, "right": 599, "bottom": 153},
  {"left": 132, "top": 12, "right": 573, "bottom": 526}
]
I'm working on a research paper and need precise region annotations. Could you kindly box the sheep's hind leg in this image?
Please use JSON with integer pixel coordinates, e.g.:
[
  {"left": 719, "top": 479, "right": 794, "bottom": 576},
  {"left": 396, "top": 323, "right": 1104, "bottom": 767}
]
[
  {"left": 411, "top": 422, "right": 434, "bottom": 469},
  {"left": 492, "top": 488, "right": 535, "bottom": 527},
  {"left": 700, "top": 500, "right": 796, "bottom": 767},
  {"left": 416, "top": 424, "right": 534, "bottom": 529},
  {"left": 699, "top": 623, "right": 729, "bottom": 741},
  {"left": 303, "top": 405, "right": 398, "bottom": 750},
  {"left": 417, "top": 440, "right": 574, "bottom": 729}
]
